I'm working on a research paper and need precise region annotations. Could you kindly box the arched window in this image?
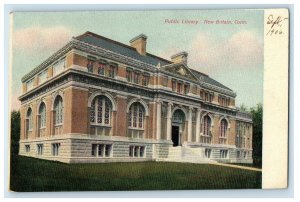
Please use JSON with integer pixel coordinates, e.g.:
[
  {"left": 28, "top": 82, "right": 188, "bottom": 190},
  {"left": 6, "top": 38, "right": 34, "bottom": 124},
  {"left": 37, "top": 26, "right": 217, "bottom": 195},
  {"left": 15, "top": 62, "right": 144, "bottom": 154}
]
[
  {"left": 26, "top": 108, "right": 33, "bottom": 139},
  {"left": 202, "top": 115, "right": 211, "bottom": 136},
  {"left": 172, "top": 109, "right": 185, "bottom": 124},
  {"left": 220, "top": 119, "right": 228, "bottom": 138},
  {"left": 128, "top": 102, "right": 145, "bottom": 129},
  {"left": 90, "top": 95, "right": 112, "bottom": 126},
  {"left": 38, "top": 102, "right": 46, "bottom": 129},
  {"left": 54, "top": 96, "right": 63, "bottom": 125}
]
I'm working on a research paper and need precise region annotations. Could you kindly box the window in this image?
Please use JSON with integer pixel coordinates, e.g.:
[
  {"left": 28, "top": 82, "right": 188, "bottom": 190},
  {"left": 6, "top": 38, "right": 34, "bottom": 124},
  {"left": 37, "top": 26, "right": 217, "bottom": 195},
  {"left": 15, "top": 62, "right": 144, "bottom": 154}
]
[
  {"left": 244, "top": 151, "right": 247, "bottom": 159},
  {"left": 172, "top": 80, "right": 176, "bottom": 91},
  {"left": 52, "top": 143, "right": 60, "bottom": 156},
  {"left": 205, "top": 149, "right": 211, "bottom": 158},
  {"left": 177, "top": 83, "right": 182, "bottom": 93},
  {"left": 128, "top": 102, "right": 145, "bottom": 129},
  {"left": 109, "top": 65, "right": 116, "bottom": 78},
  {"left": 98, "top": 62, "right": 105, "bottom": 75},
  {"left": 237, "top": 151, "right": 241, "bottom": 158},
  {"left": 38, "top": 69, "right": 48, "bottom": 84},
  {"left": 172, "top": 110, "right": 185, "bottom": 124},
  {"left": 91, "top": 144, "right": 112, "bottom": 157},
  {"left": 54, "top": 96, "right": 63, "bottom": 125},
  {"left": 53, "top": 58, "right": 65, "bottom": 76},
  {"left": 90, "top": 96, "right": 112, "bottom": 126},
  {"left": 162, "top": 76, "right": 168, "bottom": 87},
  {"left": 37, "top": 144, "right": 43, "bottom": 155},
  {"left": 129, "top": 145, "right": 145, "bottom": 158},
  {"left": 220, "top": 150, "right": 228, "bottom": 158},
  {"left": 25, "top": 107, "right": 33, "bottom": 139},
  {"left": 26, "top": 79, "right": 34, "bottom": 91},
  {"left": 220, "top": 119, "right": 228, "bottom": 138},
  {"left": 133, "top": 71, "right": 140, "bottom": 84},
  {"left": 205, "top": 92, "right": 214, "bottom": 102},
  {"left": 87, "top": 60, "right": 94, "bottom": 73},
  {"left": 200, "top": 90, "right": 204, "bottom": 98},
  {"left": 184, "top": 84, "right": 190, "bottom": 94},
  {"left": 25, "top": 145, "right": 30, "bottom": 153},
  {"left": 126, "top": 68, "right": 132, "bottom": 82},
  {"left": 142, "top": 73, "right": 150, "bottom": 86},
  {"left": 38, "top": 102, "right": 46, "bottom": 129},
  {"left": 200, "top": 114, "right": 212, "bottom": 144},
  {"left": 218, "top": 95, "right": 230, "bottom": 107},
  {"left": 201, "top": 115, "right": 211, "bottom": 136}
]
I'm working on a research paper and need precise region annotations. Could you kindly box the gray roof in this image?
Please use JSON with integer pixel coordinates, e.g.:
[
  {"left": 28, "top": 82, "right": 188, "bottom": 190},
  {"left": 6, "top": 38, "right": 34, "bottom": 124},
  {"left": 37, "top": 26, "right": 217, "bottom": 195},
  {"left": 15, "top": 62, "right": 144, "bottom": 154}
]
[
  {"left": 190, "top": 69, "right": 233, "bottom": 91},
  {"left": 77, "top": 32, "right": 233, "bottom": 93},
  {"left": 76, "top": 32, "right": 171, "bottom": 66}
]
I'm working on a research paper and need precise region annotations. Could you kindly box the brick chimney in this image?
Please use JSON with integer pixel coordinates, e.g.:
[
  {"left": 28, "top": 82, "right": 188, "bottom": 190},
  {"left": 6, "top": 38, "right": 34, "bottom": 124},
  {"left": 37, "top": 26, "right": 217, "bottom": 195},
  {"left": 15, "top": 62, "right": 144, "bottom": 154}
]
[
  {"left": 130, "top": 34, "right": 147, "bottom": 55},
  {"left": 171, "top": 52, "right": 188, "bottom": 65}
]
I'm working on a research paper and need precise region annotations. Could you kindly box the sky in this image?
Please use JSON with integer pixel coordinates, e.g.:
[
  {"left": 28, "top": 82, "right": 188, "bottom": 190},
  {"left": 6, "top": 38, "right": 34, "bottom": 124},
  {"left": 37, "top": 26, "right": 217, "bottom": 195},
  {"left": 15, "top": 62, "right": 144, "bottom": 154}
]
[{"left": 11, "top": 10, "right": 264, "bottom": 110}]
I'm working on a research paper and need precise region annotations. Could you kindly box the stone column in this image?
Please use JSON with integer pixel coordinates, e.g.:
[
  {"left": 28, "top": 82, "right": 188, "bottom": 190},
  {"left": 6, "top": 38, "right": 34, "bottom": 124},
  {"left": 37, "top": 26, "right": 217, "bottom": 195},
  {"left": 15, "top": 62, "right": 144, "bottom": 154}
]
[
  {"left": 195, "top": 108, "right": 201, "bottom": 142},
  {"left": 187, "top": 106, "right": 193, "bottom": 142},
  {"left": 156, "top": 100, "right": 162, "bottom": 140},
  {"left": 166, "top": 102, "right": 173, "bottom": 140}
]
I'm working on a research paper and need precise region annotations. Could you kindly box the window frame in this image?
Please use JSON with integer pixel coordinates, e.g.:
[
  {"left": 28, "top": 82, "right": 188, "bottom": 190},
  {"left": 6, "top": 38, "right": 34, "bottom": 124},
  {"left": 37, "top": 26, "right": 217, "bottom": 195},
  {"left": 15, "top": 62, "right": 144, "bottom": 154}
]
[
  {"left": 38, "top": 102, "right": 46, "bottom": 129},
  {"left": 37, "top": 144, "right": 44, "bottom": 155},
  {"left": 91, "top": 144, "right": 112, "bottom": 158},
  {"left": 129, "top": 145, "right": 145, "bottom": 158},
  {"left": 90, "top": 96, "right": 112, "bottom": 127},
  {"left": 52, "top": 143, "right": 60, "bottom": 156},
  {"left": 54, "top": 96, "right": 63, "bottom": 126},
  {"left": 128, "top": 102, "right": 145, "bottom": 130}
]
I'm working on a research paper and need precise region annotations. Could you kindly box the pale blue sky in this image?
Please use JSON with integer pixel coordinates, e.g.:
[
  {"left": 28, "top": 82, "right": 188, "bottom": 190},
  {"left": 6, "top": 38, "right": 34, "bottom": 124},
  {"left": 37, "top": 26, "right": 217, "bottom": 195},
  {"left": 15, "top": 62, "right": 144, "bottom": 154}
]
[{"left": 11, "top": 10, "right": 264, "bottom": 110}]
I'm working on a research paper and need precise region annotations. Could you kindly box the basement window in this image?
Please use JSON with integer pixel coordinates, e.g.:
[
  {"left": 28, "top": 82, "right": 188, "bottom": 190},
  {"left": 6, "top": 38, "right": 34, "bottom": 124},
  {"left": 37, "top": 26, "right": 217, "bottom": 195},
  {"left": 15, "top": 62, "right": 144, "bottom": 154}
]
[
  {"left": 220, "top": 150, "right": 228, "bottom": 159},
  {"left": 91, "top": 144, "right": 112, "bottom": 157},
  {"left": 129, "top": 145, "right": 145, "bottom": 158},
  {"left": 25, "top": 145, "right": 30, "bottom": 153},
  {"left": 52, "top": 143, "right": 60, "bottom": 156}
]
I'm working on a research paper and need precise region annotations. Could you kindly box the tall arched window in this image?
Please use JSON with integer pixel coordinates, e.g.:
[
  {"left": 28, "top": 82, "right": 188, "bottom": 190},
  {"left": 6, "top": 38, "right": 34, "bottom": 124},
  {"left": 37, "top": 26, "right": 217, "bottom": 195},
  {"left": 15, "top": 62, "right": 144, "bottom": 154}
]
[
  {"left": 90, "top": 95, "right": 112, "bottom": 126},
  {"left": 219, "top": 119, "right": 228, "bottom": 144},
  {"left": 201, "top": 115, "right": 212, "bottom": 136},
  {"left": 37, "top": 102, "right": 46, "bottom": 137},
  {"left": 38, "top": 102, "right": 46, "bottom": 129},
  {"left": 54, "top": 95, "right": 63, "bottom": 125},
  {"left": 128, "top": 102, "right": 145, "bottom": 129},
  {"left": 25, "top": 107, "right": 33, "bottom": 139}
]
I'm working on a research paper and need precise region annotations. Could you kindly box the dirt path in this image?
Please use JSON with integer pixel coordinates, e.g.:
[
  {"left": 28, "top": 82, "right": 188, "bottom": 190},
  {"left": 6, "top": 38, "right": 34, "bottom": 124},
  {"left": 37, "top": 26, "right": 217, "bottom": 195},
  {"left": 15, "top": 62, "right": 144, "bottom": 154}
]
[{"left": 209, "top": 162, "right": 262, "bottom": 172}]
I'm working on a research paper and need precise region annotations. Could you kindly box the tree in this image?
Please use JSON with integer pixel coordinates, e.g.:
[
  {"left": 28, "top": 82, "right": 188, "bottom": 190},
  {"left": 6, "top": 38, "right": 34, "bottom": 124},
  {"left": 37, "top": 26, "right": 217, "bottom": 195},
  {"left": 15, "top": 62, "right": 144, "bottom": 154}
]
[
  {"left": 239, "top": 103, "right": 248, "bottom": 112},
  {"left": 11, "top": 110, "right": 20, "bottom": 156},
  {"left": 250, "top": 103, "right": 263, "bottom": 167}
]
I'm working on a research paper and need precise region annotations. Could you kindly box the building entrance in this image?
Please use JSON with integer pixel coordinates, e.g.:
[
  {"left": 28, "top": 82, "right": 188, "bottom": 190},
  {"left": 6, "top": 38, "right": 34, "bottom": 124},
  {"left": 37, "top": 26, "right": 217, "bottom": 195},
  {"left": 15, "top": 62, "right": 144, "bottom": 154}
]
[{"left": 171, "top": 125, "right": 180, "bottom": 146}]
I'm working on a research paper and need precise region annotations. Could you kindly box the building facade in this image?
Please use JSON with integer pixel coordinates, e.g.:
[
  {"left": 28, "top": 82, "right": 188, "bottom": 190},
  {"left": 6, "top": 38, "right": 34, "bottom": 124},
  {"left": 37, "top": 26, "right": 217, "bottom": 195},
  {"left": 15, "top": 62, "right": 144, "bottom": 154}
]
[{"left": 18, "top": 31, "right": 253, "bottom": 164}]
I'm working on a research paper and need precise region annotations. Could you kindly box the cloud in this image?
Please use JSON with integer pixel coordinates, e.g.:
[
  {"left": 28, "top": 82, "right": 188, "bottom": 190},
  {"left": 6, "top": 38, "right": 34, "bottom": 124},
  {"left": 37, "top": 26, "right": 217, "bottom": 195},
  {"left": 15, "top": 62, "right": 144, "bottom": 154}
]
[
  {"left": 13, "top": 26, "right": 72, "bottom": 54},
  {"left": 188, "top": 31, "right": 263, "bottom": 74}
]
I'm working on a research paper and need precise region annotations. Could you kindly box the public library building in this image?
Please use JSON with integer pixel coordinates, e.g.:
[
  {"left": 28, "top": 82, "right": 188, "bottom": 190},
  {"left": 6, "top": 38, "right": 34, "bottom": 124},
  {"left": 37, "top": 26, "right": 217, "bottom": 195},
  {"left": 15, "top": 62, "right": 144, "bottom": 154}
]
[{"left": 19, "top": 31, "right": 253, "bottom": 163}]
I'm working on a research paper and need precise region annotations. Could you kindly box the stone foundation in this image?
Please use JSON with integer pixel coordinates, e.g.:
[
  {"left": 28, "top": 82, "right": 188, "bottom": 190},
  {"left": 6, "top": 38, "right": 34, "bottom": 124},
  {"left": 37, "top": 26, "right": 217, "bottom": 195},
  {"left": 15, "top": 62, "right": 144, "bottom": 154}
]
[{"left": 19, "top": 134, "right": 253, "bottom": 164}]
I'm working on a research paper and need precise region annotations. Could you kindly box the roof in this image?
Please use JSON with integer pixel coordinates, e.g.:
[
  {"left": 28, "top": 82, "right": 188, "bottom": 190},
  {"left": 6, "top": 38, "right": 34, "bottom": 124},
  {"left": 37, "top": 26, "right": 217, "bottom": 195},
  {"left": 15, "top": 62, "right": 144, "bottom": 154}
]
[
  {"left": 22, "top": 31, "right": 234, "bottom": 94},
  {"left": 190, "top": 69, "right": 233, "bottom": 91},
  {"left": 76, "top": 31, "right": 233, "bottom": 93},
  {"left": 76, "top": 31, "right": 171, "bottom": 66}
]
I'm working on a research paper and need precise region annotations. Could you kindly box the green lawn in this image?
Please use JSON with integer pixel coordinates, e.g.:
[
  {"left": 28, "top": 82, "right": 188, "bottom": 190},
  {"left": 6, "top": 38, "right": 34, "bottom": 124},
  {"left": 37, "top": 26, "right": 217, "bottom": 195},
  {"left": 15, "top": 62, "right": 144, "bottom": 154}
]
[{"left": 10, "top": 155, "right": 261, "bottom": 192}]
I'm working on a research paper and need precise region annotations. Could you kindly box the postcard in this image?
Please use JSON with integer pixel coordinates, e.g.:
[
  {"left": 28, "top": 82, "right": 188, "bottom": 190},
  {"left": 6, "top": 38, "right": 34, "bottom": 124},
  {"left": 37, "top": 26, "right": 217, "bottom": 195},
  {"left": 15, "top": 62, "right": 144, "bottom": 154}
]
[{"left": 8, "top": 8, "right": 289, "bottom": 191}]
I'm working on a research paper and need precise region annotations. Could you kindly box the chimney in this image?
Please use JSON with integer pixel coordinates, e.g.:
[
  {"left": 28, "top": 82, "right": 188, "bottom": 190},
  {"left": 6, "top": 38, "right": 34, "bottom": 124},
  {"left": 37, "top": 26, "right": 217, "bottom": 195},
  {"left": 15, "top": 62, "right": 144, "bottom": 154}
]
[
  {"left": 171, "top": 51, "right": 188, "bottom": 65},
  {"left": 130, "top": 34, "right": 147, "bottom": 55}
]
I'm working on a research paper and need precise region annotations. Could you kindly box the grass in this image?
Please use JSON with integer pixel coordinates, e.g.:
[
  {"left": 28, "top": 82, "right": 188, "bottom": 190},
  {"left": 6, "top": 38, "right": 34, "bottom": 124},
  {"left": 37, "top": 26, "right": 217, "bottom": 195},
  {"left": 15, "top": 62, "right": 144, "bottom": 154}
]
[{"left": 10, "top": 155, "right": 261, "bottom": 192}]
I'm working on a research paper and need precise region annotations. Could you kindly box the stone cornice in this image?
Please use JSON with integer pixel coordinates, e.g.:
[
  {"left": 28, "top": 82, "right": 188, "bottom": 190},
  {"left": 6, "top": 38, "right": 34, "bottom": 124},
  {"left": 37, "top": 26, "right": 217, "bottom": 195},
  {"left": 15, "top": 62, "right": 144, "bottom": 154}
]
[{"left": 21, "top": 42, "right": 74, "bottom": 82}]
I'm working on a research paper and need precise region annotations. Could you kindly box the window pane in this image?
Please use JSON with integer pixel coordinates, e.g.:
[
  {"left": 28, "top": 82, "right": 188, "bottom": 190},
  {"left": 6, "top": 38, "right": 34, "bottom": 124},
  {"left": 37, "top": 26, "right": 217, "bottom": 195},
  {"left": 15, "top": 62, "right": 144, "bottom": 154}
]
[
  {"left": 90, "top": 99, "right": 95, "bottom": 122},
  {"left": 97, "top": 98, "right": 103, "bottom": 124}
]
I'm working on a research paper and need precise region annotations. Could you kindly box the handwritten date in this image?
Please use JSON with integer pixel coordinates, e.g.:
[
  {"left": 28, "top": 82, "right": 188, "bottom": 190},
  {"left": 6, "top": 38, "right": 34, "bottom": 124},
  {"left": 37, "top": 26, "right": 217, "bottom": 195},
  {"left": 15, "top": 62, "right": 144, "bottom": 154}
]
[{"left": 266, "top": 14, "right": 288, "bottom": 36}]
